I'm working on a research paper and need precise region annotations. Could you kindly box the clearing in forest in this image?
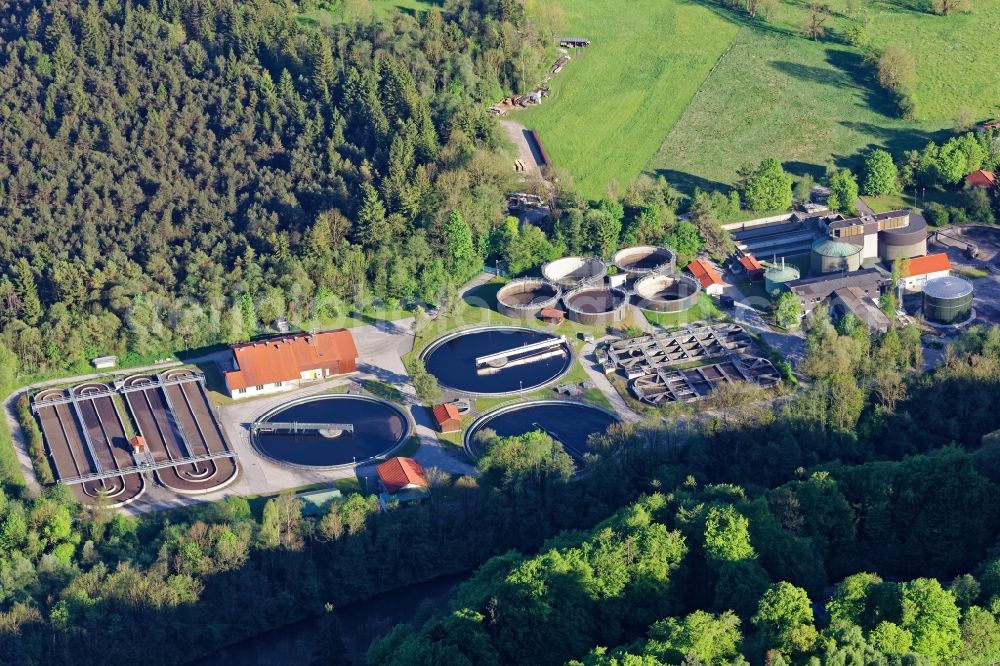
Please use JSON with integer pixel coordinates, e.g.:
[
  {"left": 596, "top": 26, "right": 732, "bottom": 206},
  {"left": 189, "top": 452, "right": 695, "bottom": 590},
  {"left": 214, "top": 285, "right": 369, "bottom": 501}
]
[{"left": 517, "top": 0, "right": 739, "bottom": 200}]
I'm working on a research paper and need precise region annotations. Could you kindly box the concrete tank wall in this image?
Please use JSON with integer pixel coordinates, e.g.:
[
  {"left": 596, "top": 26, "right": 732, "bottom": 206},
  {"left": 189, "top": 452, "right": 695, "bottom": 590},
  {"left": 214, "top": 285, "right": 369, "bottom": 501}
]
[
  {"left": 541, "top": 257, "right": 608, "bottom": 287},
  {"left": 563, "top": 286, "right": 630, "bottom": 326},
  {"left": 879, "top": 237, "right": 928, "bottom": 261},
  {"left": 633, "top": 274, "right": 701, "bottom": 313},
  {"left": 612, "top": 245, "right": 676, "bottom": 278},
  {"left": 496, "top": 279, "right": 562, "bottom": 320}
]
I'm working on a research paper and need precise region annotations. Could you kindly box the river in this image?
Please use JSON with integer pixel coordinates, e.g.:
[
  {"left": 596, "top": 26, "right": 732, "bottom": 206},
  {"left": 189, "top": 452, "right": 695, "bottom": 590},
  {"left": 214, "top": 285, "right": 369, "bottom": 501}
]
[{"left": 186, "top": 571, "right": 471, "bottom": 665}]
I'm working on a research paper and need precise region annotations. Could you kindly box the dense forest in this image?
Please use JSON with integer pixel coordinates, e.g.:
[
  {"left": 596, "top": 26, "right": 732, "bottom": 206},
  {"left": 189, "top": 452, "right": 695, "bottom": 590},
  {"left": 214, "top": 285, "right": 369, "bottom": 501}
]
[{"left": 0, "top": 0, "right": 555, "bottom": 371}]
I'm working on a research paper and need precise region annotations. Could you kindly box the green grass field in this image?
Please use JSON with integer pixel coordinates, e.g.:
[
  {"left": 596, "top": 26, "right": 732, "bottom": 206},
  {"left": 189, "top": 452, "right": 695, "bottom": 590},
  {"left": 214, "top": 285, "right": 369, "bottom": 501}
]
[
  {"left": 649, "top": 27, "right": 945, "bottom": 192},
  {"left": 299, "top": 0, "right": 440, "bottom": 27},
  {"left": 517, "top": 0, "right": 739, "bottom": 199},
  {"left": 515, "top": 0, "right": 998, "bottom": 198},
  {"left": 834, "top": 0, "right": 1000, "bottom": 122}
]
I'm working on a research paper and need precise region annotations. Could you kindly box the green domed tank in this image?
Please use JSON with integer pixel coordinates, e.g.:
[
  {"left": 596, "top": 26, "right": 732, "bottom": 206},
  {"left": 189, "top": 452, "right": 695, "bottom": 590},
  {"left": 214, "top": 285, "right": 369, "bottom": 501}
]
[
  {"left": 811, "top": 237, "right": 862, "bottom": 274},
  {"left": 764, "top": 260, "right": 801, "bottom": 294}
]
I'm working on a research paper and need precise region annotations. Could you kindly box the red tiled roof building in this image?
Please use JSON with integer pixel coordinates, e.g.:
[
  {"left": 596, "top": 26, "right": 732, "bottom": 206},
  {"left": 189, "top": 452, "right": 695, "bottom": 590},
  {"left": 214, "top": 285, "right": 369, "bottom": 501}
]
[
  {"left": 224, "top": 329, "right": 358, "bottom": 398},
  {"left": 432, "top": 403, "right": 461, "bottom": 433},
  {"left": 376, "top": 457, "right": 429, "bottom": 494},
  {"left": 687, "top": 259, "right": 725, "bottom": 295},
  {"left": 966, "top": 170, "right": 997, "bottom": 189}
]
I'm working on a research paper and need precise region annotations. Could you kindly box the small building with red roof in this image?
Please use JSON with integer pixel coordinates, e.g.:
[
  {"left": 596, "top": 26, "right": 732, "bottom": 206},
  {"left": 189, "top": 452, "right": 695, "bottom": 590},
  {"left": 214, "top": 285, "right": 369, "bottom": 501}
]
[
  {"left": 898, "top": 253, "right": 952, "bottom": 292},
  {"left": 539, "top": 307, "right": 566, "bottom": 325},
  {"left": 376, "top": 457, "right": 431, "bottom": 507},
  {"left": 739, "top": 254, "right": 765, "bottom": 281},
  {"left": 431, "top": 403, "right": 461, "bottom": 433},
  {"left": 965, "top": 170, "right": 997, "bottom": 189},
  {"left": 686, "top": 259, "right": 725, "bottom": 296}
]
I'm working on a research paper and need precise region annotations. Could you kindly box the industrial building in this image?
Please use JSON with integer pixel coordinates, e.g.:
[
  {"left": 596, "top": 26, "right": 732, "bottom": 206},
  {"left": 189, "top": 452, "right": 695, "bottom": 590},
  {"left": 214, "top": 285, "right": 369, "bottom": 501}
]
[
  {"left": 224, "top": 329, "right": 358, "bottom": 399},
  {"left": 787, "top": 269, "right": 886, "bottom": 329},
  {"left": 824, "top": 210, "right": 927, "bottom": 265}
]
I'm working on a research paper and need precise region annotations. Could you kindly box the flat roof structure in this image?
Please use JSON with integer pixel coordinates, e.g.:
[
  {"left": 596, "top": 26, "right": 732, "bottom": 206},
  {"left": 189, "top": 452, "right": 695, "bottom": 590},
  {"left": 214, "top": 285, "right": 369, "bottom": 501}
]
[
  {"left": 787, "top": 268, "right": 885, "bottom": 302},
  {"left": 631, "top": 356, "right": 780, "bottom": 406},
  {"left": 606, "top": 324, "right": 752, "bottom": 379}
]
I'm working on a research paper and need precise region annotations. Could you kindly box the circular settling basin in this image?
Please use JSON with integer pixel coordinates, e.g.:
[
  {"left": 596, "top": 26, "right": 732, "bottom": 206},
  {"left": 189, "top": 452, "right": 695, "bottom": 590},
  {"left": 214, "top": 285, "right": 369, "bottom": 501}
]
[
  {"left": 465, "top": 400, "right": 620, "bottom": 465},
  {"left": 421, "top": 326, "right": 572, "bottom": 395},
  {"left": 253, "top": 395, "right": 409, "bottom": 469}
]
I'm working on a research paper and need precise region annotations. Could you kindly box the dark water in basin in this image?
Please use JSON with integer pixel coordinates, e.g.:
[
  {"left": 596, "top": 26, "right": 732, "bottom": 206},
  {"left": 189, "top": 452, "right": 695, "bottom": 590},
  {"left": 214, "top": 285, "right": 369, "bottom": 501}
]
[
  {"left": 468, "top": 401, "right": 619, "bottom": 461},
  {"left": 423, "top": 328, "right": 571, "bottom": 395},
  {"left": 255, "top": 396, "right": 408, "bottom": 467}
]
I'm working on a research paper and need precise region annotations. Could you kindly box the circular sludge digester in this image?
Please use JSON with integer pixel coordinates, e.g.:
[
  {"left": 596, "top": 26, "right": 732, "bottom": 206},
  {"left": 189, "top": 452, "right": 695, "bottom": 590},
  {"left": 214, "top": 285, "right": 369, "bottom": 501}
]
[
  {"left": 421, "top": 326, "right": 572, "bottom": 395},
  {"left": 923, "top": 275, "right": 973, "bottom": 325},
  {"left": 464, "top": 400, "right": 621, "bottom": 467},
  {"left": 252, "top": 395, "right": 410, "bottom": 469}
]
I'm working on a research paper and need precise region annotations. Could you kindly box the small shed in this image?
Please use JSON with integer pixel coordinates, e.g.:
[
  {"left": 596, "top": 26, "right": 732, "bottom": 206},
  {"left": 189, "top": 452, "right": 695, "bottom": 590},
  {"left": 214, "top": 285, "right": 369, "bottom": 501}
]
[
  {"left": 539, "top": 307, "right": 566, "bottom": 325},
  {"left": 92, "top": 356, "right": 118, "bottom": 369},
  {"left": 377, "top": 457, "right": 431, "bottom": 508},
  {"left": 687, "top": 259, "right": 725, "bottom": 296},
  {"left": 432, "top": 403, "right": 461, "bottom": 433},
  {"left": 558, "top": 37, "right": 591, "bottom": 48},
  {"left": 129, "top": 435, "right": 148, "bottom": 454},
  {"left": 297, "top": 487, "right": 343, "bottom": 517},
  {"left": 739, "top": 255, "right": 765, "bottom": 281},
  {"left": 965, "top": 170, "right": 997, "bottom": 189}
]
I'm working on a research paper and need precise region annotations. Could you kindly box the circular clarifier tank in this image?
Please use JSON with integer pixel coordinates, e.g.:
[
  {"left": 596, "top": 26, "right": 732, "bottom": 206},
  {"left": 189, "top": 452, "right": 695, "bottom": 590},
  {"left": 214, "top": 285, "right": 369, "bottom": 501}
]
[
  {"left": 464, "top": 400, "right": 620, "bottom": 466},
  {"left": 252, "top": 395, "right": 410, "bottom": 469},
  {"left": 421, "top": 326, "right": 572, "bottom": 395}
]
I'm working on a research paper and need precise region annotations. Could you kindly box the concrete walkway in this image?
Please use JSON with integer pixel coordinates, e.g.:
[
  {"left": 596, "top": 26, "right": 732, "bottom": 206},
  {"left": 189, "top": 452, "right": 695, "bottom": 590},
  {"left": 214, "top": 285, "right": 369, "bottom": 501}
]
[
  {"left": 578, "top": 339, "right": 644, "bottom": 424},
  {"left": 721, "top": 283, "right": 806, "bottom": 366}
]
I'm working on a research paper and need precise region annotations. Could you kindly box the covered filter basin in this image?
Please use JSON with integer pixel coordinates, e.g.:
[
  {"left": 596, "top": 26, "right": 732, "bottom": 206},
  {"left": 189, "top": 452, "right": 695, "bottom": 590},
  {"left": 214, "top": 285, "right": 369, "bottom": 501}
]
[{"left": 923, "top": 276, "right": 973, "bottom": 324}]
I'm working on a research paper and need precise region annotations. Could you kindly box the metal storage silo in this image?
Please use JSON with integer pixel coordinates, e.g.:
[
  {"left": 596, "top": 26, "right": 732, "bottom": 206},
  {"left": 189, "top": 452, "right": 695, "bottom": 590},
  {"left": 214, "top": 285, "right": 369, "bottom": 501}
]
[{"left": 923, "top": 276, "right": 973, "bottom": 324}]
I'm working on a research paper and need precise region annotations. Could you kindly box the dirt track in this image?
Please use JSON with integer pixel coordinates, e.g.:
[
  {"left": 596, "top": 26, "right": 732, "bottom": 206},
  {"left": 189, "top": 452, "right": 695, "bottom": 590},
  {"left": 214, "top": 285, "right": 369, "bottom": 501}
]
[{"left": 500, "top": 120, "right": 544, "bottom": 181}]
